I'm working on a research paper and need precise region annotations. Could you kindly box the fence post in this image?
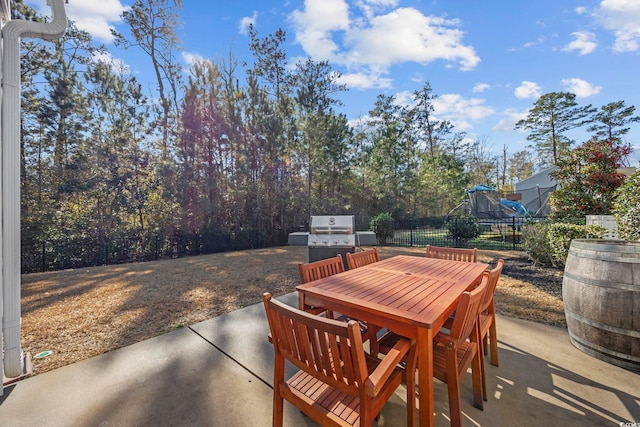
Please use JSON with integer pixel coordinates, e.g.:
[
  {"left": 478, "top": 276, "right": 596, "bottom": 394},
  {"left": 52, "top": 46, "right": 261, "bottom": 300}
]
[
  {"left": 410, "top": 220, "right": 414, "bottom": 247},
  {"left": 512, "top": 216, "right": 516, "bottom": 250},
  {"left": 41, "top": 240, "right": 46, "bottom": 272}
]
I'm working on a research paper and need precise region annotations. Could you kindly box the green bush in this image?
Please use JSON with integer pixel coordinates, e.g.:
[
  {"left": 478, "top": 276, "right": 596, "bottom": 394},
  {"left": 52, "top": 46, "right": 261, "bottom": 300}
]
[
  {"left": 523, "top": 220, "right": 606, "bottom": 267},
  {"left": 613, "top": 172, "right": 640, "bottom": 241},
  {"left": 521, "top": 220, "right": 554, "bottom": 266},
  {"left": 546, "top": 223, "right": 606, "bottom": 267},
  {"left": 370, "top": 213, "right": 395, "bottom": 244},
  {"left": 446, "top": 217, "right": 482, "bottom": 244}
]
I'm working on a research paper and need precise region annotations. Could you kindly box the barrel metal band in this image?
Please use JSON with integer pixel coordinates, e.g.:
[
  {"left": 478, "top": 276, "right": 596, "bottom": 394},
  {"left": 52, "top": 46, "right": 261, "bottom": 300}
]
[
  {"left": 569, "top": 247, "right": 640, "bottom": 263},
  {"left": 568, "top": 331, "right": 640, "bottom": 364},
  {"left": 565, "top": 307, "right": 640, "bottom": 338},
  {"left": 563, "top": 270, "right": 639, "bottom": 292}
]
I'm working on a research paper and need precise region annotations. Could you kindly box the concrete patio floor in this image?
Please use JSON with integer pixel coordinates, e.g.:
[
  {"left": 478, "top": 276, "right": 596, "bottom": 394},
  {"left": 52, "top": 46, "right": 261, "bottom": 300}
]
[{"left": 1, "top": 292, "right": 638, "bottom": 426}]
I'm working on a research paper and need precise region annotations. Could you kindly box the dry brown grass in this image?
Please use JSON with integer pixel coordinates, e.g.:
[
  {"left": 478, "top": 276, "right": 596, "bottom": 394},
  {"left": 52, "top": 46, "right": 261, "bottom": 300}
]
[{"left": 20, "top": 245, "right": 564, "bottom": 377}]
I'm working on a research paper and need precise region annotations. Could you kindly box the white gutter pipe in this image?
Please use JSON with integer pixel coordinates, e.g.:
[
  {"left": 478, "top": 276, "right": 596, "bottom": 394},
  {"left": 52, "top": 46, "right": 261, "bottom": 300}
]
[{"left": 1, "top": 0, "right": 67, "bottom": 384}]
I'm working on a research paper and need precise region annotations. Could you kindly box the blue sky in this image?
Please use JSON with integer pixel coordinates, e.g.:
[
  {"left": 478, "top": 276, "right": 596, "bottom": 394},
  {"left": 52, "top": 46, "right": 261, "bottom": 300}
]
[{"left": 27, "top": 0, "right": 640, "bottom": 166}]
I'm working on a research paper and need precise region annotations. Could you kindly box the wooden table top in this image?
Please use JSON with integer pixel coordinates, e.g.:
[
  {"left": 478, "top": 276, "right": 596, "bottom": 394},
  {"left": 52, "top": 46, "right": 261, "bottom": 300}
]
[{"left": 296, "top": 255, "right": 489, "bottom": 330}]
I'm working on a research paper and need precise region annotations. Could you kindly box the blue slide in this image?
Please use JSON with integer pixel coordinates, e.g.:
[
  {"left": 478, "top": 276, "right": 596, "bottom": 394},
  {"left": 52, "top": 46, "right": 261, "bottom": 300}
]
[{"left": 499, "top": 198, "right": 529, "bottom": 216}]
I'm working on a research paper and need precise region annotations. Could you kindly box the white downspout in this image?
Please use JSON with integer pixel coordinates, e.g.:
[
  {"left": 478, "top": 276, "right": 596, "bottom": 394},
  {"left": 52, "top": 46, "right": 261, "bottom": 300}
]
[
  {"left": 0, "top": 0, "right": 5, "bottom": 393},
  {"left": 1, "top": 0, "right": 67, "bottom": 383}
]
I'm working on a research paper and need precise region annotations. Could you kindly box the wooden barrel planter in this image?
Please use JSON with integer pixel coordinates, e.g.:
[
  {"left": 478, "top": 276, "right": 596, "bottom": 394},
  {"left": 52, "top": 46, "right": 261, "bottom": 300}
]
[{"left": 563, "top": 239, "right": 640, "bottom": 372}]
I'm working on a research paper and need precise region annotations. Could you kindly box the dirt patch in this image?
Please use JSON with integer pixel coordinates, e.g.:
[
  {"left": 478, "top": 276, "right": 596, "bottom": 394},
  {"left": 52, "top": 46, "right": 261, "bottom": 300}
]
[{"left": 18, "top": 245, "right": 565, "bottom": 377}]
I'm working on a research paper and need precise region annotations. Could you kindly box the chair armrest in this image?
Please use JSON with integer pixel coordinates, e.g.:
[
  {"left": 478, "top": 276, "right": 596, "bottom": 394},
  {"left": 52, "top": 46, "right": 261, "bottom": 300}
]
[
  {"left": 433, "top": 331, "right": 456, "bottom": 350},
  {"left": 365, "top": 337, "right": 412, "bottom": 397}
]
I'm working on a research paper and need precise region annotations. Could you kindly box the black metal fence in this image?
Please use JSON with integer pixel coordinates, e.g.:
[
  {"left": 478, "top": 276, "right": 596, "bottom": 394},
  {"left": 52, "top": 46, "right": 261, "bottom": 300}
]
[
  {"left": 21, "top": 228, "right": 292, "bottom": 274},
  {"left": 21, "top": 216, "right": 535, "bottom": 273},
  {"left": 383, "top": 217, "right": 538, "bottom": 251}
]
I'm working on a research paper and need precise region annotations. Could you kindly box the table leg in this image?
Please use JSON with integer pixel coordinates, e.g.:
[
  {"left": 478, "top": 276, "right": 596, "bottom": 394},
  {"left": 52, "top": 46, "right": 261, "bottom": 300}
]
[{"left": 417, "top": 327, "right": 434, "bottom": 427}]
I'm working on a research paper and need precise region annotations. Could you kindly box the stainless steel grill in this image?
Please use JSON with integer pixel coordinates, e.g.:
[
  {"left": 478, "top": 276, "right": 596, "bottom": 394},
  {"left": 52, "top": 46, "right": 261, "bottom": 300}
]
[
  {"left": 308, "top": 215, "right": 355, "bottom": 247},
  {"left": 307, "top": 215, "right": 356, "bottom": 263}
]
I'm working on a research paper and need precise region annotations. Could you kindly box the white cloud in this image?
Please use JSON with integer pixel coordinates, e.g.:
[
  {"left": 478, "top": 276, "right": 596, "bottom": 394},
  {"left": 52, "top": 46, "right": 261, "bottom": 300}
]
[
  {"left": 92, "top": 51, "right": 130, "bottom": 74},
  {"left": 355, "top": 0, "right": 399, "bottom": 19},
  {"left": 290, "top": 1, "right": 479, "bottom": 86},
  {"left": 431, "top": 94, "right": 494, "bottom": 131},
  {"left": 393, "top": 90, "right": 415, "bottom": 107},
  {"left": 521, "top": 36, "right": 546, "bottom": 49},
  {"left": 343, "top": 8, "right": 479, "bottom": 70},
  {"left": 595, "top": 0, "right": 640, "bottom": 52},
  {"left": 410, "top": 73, "right": 424, "bottom": 83},
  {"left": 182, "top": 52, "right": 206, "bottom": 67},
  {"left": 561, "top": 78, "right": 602, "bottom": 97},
  {"left": 494, "top": 109, "right": 528, "bottom": 132},
  {"left": 450, "top": 120, "right": 473, "bottom": 132},
  {"left": 290, "top": 0, "right": 350, "bottom": 60},
  {"left": 338, "top": 71, "right": 392, "bottom": 89},
  {"left": 434, "top": 94, "right": 494, "bottom": 120},
  {"left": 239, "top": 11, "right": 258, "bottom": 35},
  {"left": 365, "top": 89, "right": 492, "bottom": 131},
  {"left": 514, "top": 81, "right": 542, "bottom": 99},
  {"left": 507, "top": 36, "right": 545, "bottom": 52},
  {"left": 563, "top": 31, "right": 597, "bottom": 55},
  {"left": 347, "top": 115, "right": 372, "bottom": 132},
  {"left": 473, "top": 83, "right": 490, "bottom": 93},
  {"left": 29, "top": 0, "right": 128, "bottom": 44},
  {"left": 360, "top": 0, "right": 399, "bottom": 7}
]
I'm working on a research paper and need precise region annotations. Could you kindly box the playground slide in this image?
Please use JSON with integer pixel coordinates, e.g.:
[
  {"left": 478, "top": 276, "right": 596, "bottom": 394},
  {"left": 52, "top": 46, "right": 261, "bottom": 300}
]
[{"left": 499, "top": 198, "right": 528, "bottom": 216}]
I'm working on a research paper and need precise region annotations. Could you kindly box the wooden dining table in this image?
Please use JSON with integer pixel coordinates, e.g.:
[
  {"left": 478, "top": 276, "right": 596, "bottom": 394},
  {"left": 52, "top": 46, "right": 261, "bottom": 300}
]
[{"left": 296, "top": 254, "right": 489, "bottom": 427}]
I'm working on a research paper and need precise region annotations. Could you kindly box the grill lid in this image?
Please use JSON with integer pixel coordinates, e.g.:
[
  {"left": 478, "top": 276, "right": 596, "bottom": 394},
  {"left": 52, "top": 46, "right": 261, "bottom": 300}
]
[
  {"left": 308, "top": 215, "right": 355, "bottom": 246},
  {"left": 309, "top": 215, "right": 354, "bottom": 234}
]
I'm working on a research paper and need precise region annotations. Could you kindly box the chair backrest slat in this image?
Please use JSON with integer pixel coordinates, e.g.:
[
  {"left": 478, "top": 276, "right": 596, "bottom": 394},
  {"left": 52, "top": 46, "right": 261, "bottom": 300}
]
[
  {"left": 426, "top": 245, "right": 478, "bottom": 263},
  {"left": 449, "top": 275, "right": 488, "bottom": 342},
  {"left": 315, "top": 326, "right": 333, "bottom": 374},
  {"left": 480, "top": 259, "right": 504, "bottom": 313},
  {"left": 346, "top": 248, "right": 380, "bottom": 270},
  {"left": 298, "top": 255, "right": 345, "bottom": 284},
  {"left": 263, "top": 293, "right": 364, "bottom": 395}
]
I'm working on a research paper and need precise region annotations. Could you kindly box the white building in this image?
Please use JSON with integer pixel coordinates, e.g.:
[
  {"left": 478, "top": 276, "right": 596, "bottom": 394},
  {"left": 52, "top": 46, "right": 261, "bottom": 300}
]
[{"left": 514, "top": 166, "right": 557, "bottom": 217}]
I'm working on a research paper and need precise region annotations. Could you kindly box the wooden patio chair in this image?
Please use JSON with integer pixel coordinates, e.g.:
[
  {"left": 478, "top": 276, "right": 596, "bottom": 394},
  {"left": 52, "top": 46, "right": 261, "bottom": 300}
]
[
  {"left": 263, "top": 293, "right": 417, "bottom": 427},
  {"left": 345, "top": 248, "right": 382, "bottom": 352},
  {"left": 298, "top": 255, "right": 348, "bottom": 315},
  {"left": 298, "top": 255, "right": 346, "bottom": 287},
  {"left": 477, "top": 259, "right": 504, "bottom": 400},
  {"left": 345, "top": 247, "right": 380, "bottom": 270},
  {"left": 298, "top": 256, "right": 371, "bottom": 345},
  {"left": 479, "top": 259, "right": 504, "bottom": 365},
  {"left": 432, "top": 275, "right": 487, "bottom": 426},
  {"left": 377, "top": 275, "right": 488, "bottom": 427},
  {"left": 425, "top": 245, "right": 478, "bottom": 263}
]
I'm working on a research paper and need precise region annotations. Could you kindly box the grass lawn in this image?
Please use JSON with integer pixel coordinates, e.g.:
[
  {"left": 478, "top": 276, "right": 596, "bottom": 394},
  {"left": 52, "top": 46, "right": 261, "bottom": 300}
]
[{"left": 20, "top": 245, "right": 564, "bottom": 377}]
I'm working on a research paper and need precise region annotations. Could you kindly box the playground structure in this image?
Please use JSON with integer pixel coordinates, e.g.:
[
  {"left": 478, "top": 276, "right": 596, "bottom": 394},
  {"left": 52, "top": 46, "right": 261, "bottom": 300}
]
[
  {"left": 468, "top": 185, "right": 529, "bottom": 218},
  {"left": 444, "top": 184, "right": 551, "bottom": 243},
  {"left": 512, "top": 184, "right": 555, "bottom": 217},
  {"left": 447, "top": 185, "right": 533, "bottom": 220}
]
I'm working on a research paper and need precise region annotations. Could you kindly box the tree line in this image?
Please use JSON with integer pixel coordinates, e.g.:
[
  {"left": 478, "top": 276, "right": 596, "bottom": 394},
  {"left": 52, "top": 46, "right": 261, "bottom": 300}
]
[{"left": 14, "top": 0, "right": 639, "bottom": 253}]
